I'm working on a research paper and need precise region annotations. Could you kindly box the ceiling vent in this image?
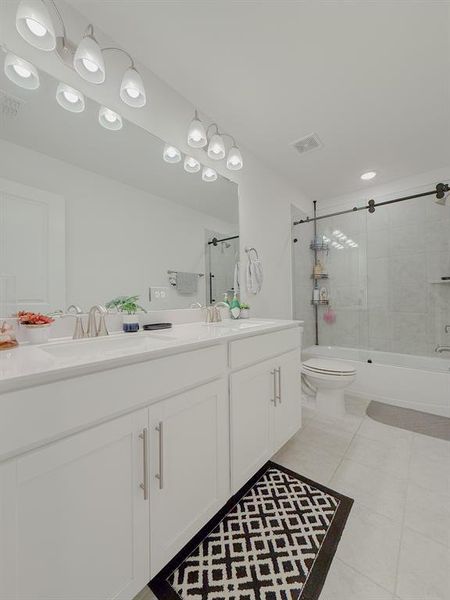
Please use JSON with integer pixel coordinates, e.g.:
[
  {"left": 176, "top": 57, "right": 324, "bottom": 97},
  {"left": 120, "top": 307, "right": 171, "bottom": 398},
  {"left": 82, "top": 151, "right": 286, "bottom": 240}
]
[
  {"left": 292, "top": 132, "right": 322, "bottom": 155},
  {"left": 0, "top": 89, "right": 24, "bottom": 118}
]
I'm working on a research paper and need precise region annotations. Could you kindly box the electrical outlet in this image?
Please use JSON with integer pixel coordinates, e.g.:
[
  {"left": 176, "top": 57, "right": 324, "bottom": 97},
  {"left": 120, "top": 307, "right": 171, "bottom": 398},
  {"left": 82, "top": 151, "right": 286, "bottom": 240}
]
[{"left": 149, "top": 286, "right": 170, "bottom": 302}]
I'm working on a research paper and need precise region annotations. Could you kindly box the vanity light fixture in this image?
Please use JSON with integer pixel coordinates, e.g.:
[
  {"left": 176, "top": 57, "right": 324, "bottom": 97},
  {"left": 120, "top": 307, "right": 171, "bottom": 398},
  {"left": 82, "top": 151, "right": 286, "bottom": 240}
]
[
  {"left": 163, "top": 144, "right": 182, "bottom": 164},
  {"left": 98, "top": 106, "right": 122, "bottom": 130},
  {"left": 187, "top": 110, "right": 207, "bottom": 148},
  {"left": 14, "top": 1, "right": 147, "bottom": 108},
  {"left": 120, "top": 66, "right": 146, "bottom": 108},
  {"left": 202, "top": 167, "right": 217, "bottom": 182},
  {"left": 361, "top": 171, "right": 377, "bottom": 181},
  {"left": 74, "top": 25, "right": 105, "bottom": 84},
  {"left": 4, "top": 53, "right": 40, "bottom": 89},
  {"left": 56, "top": 82, "right": 85, "bottom": 113},
  {"left": 207, "top": 128, "right": 226, "bottom": 161},
  {"left": 227, "top": 145, "right": 243, "bottom": 171},
  {"left": 16, "top": 0, "right": 56, "bottom": 51},
  {"left": 184, "top": 156, "right": 201, "bottom": 173}
]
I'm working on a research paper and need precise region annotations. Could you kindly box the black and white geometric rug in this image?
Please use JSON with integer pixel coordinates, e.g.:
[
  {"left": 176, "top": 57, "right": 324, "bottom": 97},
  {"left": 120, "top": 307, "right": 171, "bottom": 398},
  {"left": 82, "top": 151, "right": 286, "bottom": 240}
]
[{"left": 150, "top": 461, "right": 353, "bottom": 600}]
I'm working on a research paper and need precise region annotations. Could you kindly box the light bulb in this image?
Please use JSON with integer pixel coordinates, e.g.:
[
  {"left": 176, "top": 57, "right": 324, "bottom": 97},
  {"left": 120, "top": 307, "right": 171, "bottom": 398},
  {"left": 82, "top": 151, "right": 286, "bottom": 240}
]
[
  {"left": 187, "top": 112, "right": 207, "bottom": 148},
  {"left": 202, "top": 167, "right": 217, "bottom": 182},
  {"left": 13, "top": 63, "right": 31, "bottom": 78},
  {"left": 56, "top": 83, "right": 85, "bottom": 113},
  {"left": 163, "top": 144, "right": 181, "bottom": 164},
  {"left": 120, "top": 67, "right": 146, "bottom": 108},
  {"left": 226, "top": 146, "right": 243, "bottom": 170},
  {"left": 74, "top": 33, "right": 105, "bottom": 84},
  {"left": 99, "top": 106, "right": 123, "bottom": 130},
  {"left": 207, "top": 134, "right": 225, "bottom": 160},
  {"left": 184, "top": 156, "right": 201, "bottom": 173},
  {"left": 25, "top": 18, "right": 46, "bottom": 37},
  {"left": 16, "top": 0, "right": 56, "bottom": 51},
  {"left": 4, "top": 53, "right": 39, "bottom": 90}
]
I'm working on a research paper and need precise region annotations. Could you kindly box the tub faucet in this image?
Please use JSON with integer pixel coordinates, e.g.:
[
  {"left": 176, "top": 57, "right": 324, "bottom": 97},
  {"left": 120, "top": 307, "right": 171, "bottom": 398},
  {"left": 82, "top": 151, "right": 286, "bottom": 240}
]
[
  {"left": 435, "top": 345, "right": 450, "bottom": 354},
  {"left": 86, "top": 305, "right": 109, "bottom": 337},
  {"left": 67, "top": 304, "right": 85, "bottom": 339}
]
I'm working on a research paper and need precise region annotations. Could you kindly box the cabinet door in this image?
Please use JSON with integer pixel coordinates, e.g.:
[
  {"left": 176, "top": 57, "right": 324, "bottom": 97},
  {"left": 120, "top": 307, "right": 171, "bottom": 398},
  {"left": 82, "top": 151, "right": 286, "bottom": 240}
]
[
  {"left": 273, "top": 350, "right": 302, "bottom": 452},
  {"left": 230, "top": 359, "right": 275, "bottom": 492},
  {"left": 0, "top": 409, "right": 150, "bottom": 600},
  {"left": 149, "top": 380, "right": 229, "bottom": 576}
]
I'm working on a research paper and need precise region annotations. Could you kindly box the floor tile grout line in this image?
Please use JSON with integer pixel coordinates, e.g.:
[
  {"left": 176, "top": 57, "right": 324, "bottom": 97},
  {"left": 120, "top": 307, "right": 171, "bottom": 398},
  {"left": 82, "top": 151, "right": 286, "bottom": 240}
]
[
  {"left": 326, "top": 403, "right": 365, "bottom": 484},
  {"left": 334, "top": 555, "right": 397, "bottom": 598},
  {"left": 392, "top": 429, "right": 414, "bottom": 598}
]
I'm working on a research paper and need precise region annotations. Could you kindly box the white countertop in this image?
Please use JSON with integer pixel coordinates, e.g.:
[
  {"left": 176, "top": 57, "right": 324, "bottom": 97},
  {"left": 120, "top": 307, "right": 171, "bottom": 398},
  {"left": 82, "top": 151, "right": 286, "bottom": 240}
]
[{"left": 0, "top": 318, "right": 302, "bottom": 393}]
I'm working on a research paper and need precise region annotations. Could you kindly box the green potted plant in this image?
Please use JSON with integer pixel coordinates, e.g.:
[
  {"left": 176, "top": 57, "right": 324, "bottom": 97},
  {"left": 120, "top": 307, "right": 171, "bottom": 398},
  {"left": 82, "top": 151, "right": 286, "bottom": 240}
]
[
  {"left": 106, "top": 295, "right": 146, "bottom": 332},
  {"left": 239, "top": 302, "right": 250, "bottom": 319}
]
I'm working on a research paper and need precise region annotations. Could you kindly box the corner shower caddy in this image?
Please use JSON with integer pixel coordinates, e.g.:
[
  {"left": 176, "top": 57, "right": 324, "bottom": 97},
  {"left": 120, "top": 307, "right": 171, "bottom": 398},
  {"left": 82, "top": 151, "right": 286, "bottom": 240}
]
[{"left": 310, "top": 234, "right": 329, "bottom": 307}]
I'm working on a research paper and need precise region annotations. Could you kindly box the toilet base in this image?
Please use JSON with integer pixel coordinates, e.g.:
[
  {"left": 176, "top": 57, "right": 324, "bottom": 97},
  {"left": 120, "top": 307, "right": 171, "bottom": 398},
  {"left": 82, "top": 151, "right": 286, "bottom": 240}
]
[{"left": 316, "top": 388, "right": 346, "bottom": 419}]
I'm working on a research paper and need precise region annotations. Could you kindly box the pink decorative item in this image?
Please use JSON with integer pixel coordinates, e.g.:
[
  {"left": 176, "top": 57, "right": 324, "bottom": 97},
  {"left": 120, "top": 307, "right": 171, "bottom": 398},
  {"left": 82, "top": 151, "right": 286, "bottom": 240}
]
[
  {"left": 323, "top": 308, "right": 336, "bottom": 324},
  {"left": 0, "top": 321, "right": 18, "bottom": 350}
]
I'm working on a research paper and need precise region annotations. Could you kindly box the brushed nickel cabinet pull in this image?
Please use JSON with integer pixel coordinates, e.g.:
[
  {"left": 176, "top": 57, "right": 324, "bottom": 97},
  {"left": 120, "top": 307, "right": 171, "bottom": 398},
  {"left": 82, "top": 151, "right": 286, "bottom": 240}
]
[
  {"left": 155, "top": 422, "right": 164, "bottom": 489},
  {"left": 139, "top": 428, "right": 148, "bottom": 500},
  {"left": 270, "top": 369, "right": 277, "bottom": 405},
  {"left": 276, "top": 367, "right": 282, "bottom": 403}
]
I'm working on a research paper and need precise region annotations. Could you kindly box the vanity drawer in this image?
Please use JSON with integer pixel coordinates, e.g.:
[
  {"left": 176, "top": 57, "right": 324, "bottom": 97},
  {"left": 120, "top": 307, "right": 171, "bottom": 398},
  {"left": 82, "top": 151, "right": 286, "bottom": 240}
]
[{"left": 229, "top": 327, "right": 301, "bottom": 370}]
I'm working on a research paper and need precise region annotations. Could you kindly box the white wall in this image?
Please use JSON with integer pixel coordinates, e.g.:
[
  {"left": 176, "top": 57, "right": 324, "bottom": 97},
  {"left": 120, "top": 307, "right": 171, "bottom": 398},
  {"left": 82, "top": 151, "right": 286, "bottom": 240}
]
[
  {"left": 0, "top": 139, "right": 236, "bottom": 311},
  {"left": 0, "top": 0, "right": 311, "bottom": 319}
]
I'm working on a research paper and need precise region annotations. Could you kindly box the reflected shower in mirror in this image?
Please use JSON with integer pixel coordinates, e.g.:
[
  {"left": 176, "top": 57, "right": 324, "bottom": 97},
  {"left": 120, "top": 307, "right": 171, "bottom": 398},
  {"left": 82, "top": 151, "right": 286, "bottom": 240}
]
[{"left": 0, "top": 68, "right": 239, "bottom": 316}]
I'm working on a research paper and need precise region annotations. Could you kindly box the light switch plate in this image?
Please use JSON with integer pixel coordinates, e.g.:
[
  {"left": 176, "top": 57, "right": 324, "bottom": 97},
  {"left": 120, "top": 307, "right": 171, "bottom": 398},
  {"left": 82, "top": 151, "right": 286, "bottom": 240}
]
[{"left": 149, "top": 286, "right": 170, "bottom": 302}]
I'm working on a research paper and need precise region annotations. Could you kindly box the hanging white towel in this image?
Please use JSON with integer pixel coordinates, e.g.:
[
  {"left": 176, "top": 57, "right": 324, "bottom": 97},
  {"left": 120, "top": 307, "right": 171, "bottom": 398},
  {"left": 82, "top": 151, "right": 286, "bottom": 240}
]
[
  {"left": 246, "top": 250, "right": 263, "bottom": 294},
  {"left": 234, "top": 261, "right": 240, "bottom": 295}
]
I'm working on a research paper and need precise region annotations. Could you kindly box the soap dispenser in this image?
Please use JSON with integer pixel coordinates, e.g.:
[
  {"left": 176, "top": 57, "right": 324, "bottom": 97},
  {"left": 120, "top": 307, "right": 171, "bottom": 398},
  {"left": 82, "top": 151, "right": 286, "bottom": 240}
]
[{"left": 230, "top": 294, "right": 241, "bottom": 319}]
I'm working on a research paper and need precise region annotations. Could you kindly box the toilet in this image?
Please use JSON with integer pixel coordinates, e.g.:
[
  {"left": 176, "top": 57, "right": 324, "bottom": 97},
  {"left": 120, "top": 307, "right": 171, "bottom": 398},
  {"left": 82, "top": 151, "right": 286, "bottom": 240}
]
[{"left": 301, "top": 358, "right": 356, "bottom": 418}]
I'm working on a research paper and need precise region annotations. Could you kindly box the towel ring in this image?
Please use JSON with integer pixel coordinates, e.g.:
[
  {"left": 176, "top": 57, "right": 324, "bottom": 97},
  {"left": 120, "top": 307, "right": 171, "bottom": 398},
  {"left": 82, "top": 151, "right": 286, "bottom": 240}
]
[{"left": 245, "top": 246, "right": 259, "bottom": 260}]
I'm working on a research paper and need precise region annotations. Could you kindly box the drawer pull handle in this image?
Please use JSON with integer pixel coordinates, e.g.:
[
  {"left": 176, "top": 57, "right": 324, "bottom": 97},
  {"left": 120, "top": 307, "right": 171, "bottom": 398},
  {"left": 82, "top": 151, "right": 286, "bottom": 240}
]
[
  {"left": 139, "top": 428, "right": 148, "bottom": 500},
  {"left": 155, "top": 422, "right": 164, "bottom": 490}
]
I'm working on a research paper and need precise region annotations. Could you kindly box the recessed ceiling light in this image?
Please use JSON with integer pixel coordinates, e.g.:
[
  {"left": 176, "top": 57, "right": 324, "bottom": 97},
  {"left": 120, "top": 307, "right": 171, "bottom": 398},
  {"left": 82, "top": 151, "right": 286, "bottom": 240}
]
[{"left": 361, "top": 171, "right": 377, "bottom": 181}]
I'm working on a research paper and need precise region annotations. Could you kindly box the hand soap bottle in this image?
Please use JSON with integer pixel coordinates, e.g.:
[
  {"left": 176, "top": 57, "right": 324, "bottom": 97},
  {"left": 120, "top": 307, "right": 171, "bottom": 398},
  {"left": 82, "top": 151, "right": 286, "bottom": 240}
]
[{"left": 229, "top": 294, "right": 241, "bottom": 319}]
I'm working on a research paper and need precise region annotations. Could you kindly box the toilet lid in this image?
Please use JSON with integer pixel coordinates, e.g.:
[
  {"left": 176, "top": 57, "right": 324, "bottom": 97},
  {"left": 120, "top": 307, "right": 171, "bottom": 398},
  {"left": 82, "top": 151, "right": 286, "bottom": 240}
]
[{"left": 302, "top": 358, "right": 356, "bottom": 375}]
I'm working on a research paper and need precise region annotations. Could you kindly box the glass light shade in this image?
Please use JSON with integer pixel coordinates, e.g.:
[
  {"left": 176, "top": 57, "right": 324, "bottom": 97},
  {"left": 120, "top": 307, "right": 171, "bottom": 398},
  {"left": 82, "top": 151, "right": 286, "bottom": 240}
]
[
  {"left": 120, "top": 67, "right": 146, "bottom": 108},
  {"left": 98, "top": 106, "right": 123, "bottom": 130},
  {"left": 16, "top": 0, "right": 56, "bottom": 51},
  {"left": 202, "top": 167, "right": 217, "bottom": 182},
  {"left": 56, "top": 82, "right": 85, "bottom": 113},
  {"left": 163, "top": 144, "right": 181, "bottom": 164},
  {"left": 187, "top": 114, "right": 207, "bottom": 148},
  {"left": 226, "top": 146, "right": 243, "bottom": 170},
  {"left": 4, "top": 53, "right": 39, "bottom": 90},
  {"left": 184, "top": 156, "right": 201, "bottom": 173},
  {"left": 361, "top": 171, "right": 376, "bottom": 180},
  {"left": 207, "top": 133, "right": 226, "bottom": 160},
  {"left": 74, "top": 35, "right": 105, "bottom": 84}
]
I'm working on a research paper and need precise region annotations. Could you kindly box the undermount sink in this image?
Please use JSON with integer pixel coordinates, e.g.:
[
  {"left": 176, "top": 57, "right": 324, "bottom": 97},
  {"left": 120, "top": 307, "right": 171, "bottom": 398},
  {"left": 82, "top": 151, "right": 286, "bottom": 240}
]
[{"left": 38, "top": 332, "right": 175, "bottom": 360}]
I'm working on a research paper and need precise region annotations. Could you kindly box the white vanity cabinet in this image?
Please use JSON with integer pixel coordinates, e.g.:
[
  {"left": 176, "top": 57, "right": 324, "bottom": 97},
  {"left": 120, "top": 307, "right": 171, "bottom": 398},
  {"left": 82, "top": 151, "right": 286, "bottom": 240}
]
[
  {"left": 148, "top": 379, "right": 229, "bottom": 576},
  {"left": 230, "top": 349, "right": 301, "bottom": 491},
  {"left": 0, "top": 409, "right": 150, "bottom": 600}
]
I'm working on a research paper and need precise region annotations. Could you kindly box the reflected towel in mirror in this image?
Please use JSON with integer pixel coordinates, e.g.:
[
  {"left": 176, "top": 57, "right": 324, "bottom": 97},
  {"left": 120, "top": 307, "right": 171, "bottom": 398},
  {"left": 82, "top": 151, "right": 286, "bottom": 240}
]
[{"left": 176, "top": 272, "right": 199, "bottom": 295}]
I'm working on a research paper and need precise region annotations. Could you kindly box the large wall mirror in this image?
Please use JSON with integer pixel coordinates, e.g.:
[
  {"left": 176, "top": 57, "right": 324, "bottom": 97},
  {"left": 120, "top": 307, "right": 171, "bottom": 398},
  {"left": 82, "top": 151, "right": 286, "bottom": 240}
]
[{"left": 0, "top": 68, "right": 239, "bottom": 316}]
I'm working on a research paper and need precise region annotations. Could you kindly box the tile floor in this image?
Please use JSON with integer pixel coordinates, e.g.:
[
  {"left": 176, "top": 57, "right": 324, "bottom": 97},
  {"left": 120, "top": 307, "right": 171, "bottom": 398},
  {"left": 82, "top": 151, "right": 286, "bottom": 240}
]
[{"left": 135, "top": 396, "right": 450, "bottom": 600}]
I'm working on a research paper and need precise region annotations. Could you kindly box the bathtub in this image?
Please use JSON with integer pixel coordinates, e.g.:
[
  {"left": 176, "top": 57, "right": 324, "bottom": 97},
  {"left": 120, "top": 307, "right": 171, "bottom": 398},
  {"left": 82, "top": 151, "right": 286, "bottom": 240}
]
[{"left": 302, "top": 345, "right": 450, "bottom": 417}]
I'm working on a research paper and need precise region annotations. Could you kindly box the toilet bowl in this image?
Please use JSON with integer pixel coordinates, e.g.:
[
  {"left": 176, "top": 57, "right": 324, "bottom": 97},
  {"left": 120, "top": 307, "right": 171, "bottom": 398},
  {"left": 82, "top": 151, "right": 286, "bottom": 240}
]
[{"left": 301, "top": 358, "right": 356, "bottom": 418}]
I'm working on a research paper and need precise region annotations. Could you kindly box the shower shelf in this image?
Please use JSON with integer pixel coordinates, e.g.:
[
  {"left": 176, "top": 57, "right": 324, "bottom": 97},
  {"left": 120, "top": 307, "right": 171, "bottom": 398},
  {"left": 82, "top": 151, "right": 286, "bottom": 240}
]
[
  {"left": 429, "top": 280, "right": 450, "bottom": 284},
  {"left": 309, "top": 241, "right": 329, "bottom": 252},
  {"left": 311, "top": 273, "right": 329, "bottom": 279},
  {"left": 311, "top": 299, "right": 329, "bottom": 305}
]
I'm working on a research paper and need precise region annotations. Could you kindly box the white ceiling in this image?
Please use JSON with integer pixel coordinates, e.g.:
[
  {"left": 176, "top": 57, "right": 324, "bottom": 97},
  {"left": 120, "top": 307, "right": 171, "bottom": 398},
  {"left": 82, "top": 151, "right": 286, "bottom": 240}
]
[{"left": 69, "top": 1, "right": 449, "bottom": 200}]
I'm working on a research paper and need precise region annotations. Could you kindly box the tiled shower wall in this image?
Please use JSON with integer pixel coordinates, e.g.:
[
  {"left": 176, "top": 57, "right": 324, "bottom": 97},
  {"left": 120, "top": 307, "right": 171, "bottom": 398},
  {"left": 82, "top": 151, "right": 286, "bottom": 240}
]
[{"left": 293, "top": 189, "right": 450, "bottom": 357}]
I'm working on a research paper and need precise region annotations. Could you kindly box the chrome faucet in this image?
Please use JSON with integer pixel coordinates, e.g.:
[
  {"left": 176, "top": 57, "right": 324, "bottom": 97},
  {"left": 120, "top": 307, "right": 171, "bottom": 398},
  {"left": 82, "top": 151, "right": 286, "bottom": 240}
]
[
  {"left": 67, "top": 305, "right": 85, "bottom": 339},
  {"left": 86, "top": 305, "right": 109, "bottom": 337},
  {"left": 435, "top": 346, "right": 450, "bottom": 353}
]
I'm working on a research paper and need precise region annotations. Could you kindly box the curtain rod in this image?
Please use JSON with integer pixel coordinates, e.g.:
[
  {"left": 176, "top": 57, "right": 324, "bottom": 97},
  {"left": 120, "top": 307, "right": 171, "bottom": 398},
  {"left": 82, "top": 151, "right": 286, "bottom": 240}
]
[
  {"left": 208, "top": 235, "right": 240, "bottom": 246},
  {"left": 293, "top": 182, "right": 449, "bottom": 226}
]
